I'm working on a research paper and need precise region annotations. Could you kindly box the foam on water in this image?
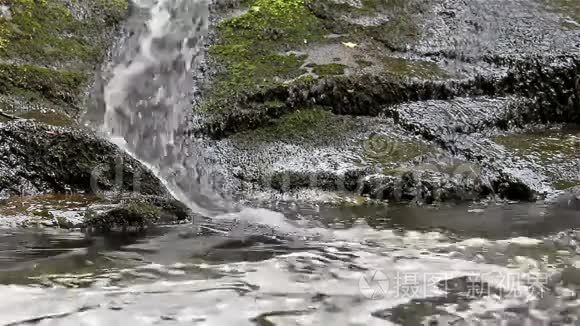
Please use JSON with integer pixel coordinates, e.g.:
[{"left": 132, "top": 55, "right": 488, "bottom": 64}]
[
  {"left": 212, "top": 207, "right": 301, "bottom": 233},
  {"left": 0, "top": 227, "right": 544, "bottom": 326}
]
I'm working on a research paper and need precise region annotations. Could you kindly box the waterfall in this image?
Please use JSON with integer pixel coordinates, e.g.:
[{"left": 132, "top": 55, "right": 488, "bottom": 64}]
[{"left": 100, "top": 0, "right": 233, "bottom": 216}]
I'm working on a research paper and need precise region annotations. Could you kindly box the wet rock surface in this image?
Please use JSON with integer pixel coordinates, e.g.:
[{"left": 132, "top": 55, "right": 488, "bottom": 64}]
[
  {"left": 0, "top": 120, "right": 169, "bottom": 199},
  {"left": 191, "top": 0, "right": 580, "bottom": 204},
  {"left": 0, "top": 0, "right": 163, "bottom": 228},
  {"left": 0, "top": 0, "right": 128, "bottom": 121},
  {"left": 1, "top": 0, "right": 577, "bottom": 211},
  {"left": 84, "top": 196, "right": 195, "bottom": 232},
  {"left": 0, "top": 193, "right": 193, "bottom": 230}
]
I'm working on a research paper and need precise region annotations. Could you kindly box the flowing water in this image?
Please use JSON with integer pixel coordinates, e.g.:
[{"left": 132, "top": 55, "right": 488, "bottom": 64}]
[
  {"left": 0, "top": 0, "right": 580, "bottom": 325},
  {"left": 1, "top": 203, "right": 580, "bottom": 325},
  {"left": 101, "top": 0, "right": 231, "bottom": 215}
]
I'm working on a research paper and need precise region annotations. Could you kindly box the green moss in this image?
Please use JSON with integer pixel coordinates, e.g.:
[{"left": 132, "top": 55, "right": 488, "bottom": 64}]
[
  {"left": 312, "top": 63, "right": 346, "bottom": 76},
  {"left": 85, "top": 201, "right": 161, "bottom": 231},
  {"left": 296, "top": 74, "right": 316, "bottom": 83},
  {"left": 308, "top": 0, "right": 424, "bottom": 50},
  {"left": 494, "top": 131, "right": 580, "bottom": 161},
  {"left": 494, "top": 129, "right": 580, "bottom": 189},
  {"left": 234, "top": 106, "right": 356, "bottom": 143},
  {"left": 98, "top": 0, "right": 130, "bottom": 23},
  {"left": 554, "top": 180, "right": 580, "bottom": 190},
  {"left": 0, "top": 0, "right": 127, "bottom": 115},
  {"left": 220, "top": 0, "right": 326, "bottom": 49},
  {"left": 382, "top": 57, "right": 448, "bottom": 80},
  {"left": 362, "top": 133, "right": 432, "bottom": 170},
  {"left": 1, "top": 1, "right": 88, "bottom": 64},
  {"left": 204, "top": 0, "right": 432, "bottom": 113},
  {"left": 124, "top": 201, "right": 161, "bottom": 222},
  {"left": 205, "top": 0, "right": 327, "bottom": 111},
  {"left": 0, "top": 0, "right": 128, "bottom": 65},
  {"left": 540, "top": 0, "right": 580, "bottom": 23},
  {"left": 31, "top": 208, "right": 51, "bottom": 218},
  {"left": 0, "top": 63, "right": 87, "bottom": 106},
  {"left": 14, "top": 110, "right": 76, "bottom": 127}
]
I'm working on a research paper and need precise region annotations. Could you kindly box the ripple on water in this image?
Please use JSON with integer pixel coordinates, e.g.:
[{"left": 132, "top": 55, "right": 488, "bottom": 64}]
[{"left": 0, "top": 203, "right": 579, "bottom": 324}]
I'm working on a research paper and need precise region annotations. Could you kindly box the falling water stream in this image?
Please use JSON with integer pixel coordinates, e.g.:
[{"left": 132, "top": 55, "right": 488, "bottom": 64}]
[
  {"left": 0, "top": 0, "right": 579, "bottom": 325},
  {"left": 102, "top": 0, "right": 233, "bottom": 216}
]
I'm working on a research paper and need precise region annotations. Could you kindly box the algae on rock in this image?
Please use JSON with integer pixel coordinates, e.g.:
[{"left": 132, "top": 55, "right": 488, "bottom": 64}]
[
  {"left": 494, "top": 128, "right": 580, "bottom": 190},
  {"left": 84, "top": 200, "right": 161, "bottom": 231},
  {"left": 232, "top": 106, "right": 358, "bottom": 144},
  {"left": 0, "top": 0, "right": 128, "bottom": 119},
  {"left": 205, "top": 0, "right": 328, "bottom": 112},
  {"left": 541, "top": 0, "right": 580, "bottom": 23},
  {"left": 382, "top": 56, "right": 448, "bottom": 80},
  {"left": 311, "top": 63, "right": 347, "bottom": 76}
]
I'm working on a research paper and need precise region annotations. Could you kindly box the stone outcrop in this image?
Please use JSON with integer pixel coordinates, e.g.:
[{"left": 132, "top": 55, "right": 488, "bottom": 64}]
[{"left": 189, "top": 0, "right": 580, "bottom": 204}]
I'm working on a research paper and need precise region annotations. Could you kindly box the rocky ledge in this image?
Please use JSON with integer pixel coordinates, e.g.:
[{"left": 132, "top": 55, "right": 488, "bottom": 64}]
[
  {"left": 188, "top": 0, "right": 580, "bottom": 205},
  {"left": 0, "top": 120, "right": 194, "bottom": 229}
]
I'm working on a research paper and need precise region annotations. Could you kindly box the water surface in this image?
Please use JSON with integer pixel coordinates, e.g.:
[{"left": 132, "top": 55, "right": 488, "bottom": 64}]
[{"left": 1, "top": 202, "right": 579, "bottom": 325}]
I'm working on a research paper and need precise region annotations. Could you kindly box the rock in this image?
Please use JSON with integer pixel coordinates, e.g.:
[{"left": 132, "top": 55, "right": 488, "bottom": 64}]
[
  {"left": 132, "top": 195, "right": 195, "bottom": 223},
  {"left": 3, "top": 0, "right": 580, "bottom": 208},
  {"left": 184, "top": 0, "right": 580, "bottom": 204},
  {"left": 0, "top": 193, "right": 193, "bottom": 230},
  {"left": 0, "top": 0, "right": 128, "bottom": 119},
  {"left": 550, "top": 187, "right": 580, "bottom": 211},
  {"left": 0, "top": 120, "right": 169, "bottom": 198},
  {"left": 84, "top": 199, "right": 162, "bottom": 232}
]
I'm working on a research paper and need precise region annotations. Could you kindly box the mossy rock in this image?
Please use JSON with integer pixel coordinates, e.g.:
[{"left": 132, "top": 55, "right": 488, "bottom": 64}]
[
  {"left": 362, "top": 133, "right": 433, "bottom": 170},
  {"left": 306, "top": 0, "right": 425, "bottom": 50},
  {"left": 494, "top": 130, "right": 580, "bottom": 162},
  {"left": 494, "top": 128, "right": 580, "bottom": 190},
  {"left": 204, "top": 0, "right": 429, "bottom": 114},
  {"left": 232, "top": 106, "right": 359, "bottom": 144},
  {"left": 0, "top": 63, "right": 87, "bottom": 109},
  {"left": 540, "top": 0, "right": 580, "bottom": 24},
  {"left": 382, "top": 57, "right": 448, "bottom": 80},
  {"left": 0, "top": 0, "right": 128, "bottom": 66},
  {"left": 311, "top": 63, "right": 346, "bottom": 76},
  {"left": 204, "top": 0, "right": 328, "bottom": 112},
  {"left": 0, "top": 0, "right": 128, "bottom": 117},
  {"left": 128, "top": 194, "right": 194, "bottom": 223},
  {"left": 0, "top": 121, "right": 170, "bottom": 198},
  {"left": 82, "top": 194, "right": 195, "bottom": 232},
  {"left": 84, "top": 201, "right": 161, "bottom": 231}
]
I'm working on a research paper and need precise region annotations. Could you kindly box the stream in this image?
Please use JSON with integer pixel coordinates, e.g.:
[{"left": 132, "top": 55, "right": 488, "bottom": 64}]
[{"left": 1, "top": 202, "right": 580, "bottom": 325}]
